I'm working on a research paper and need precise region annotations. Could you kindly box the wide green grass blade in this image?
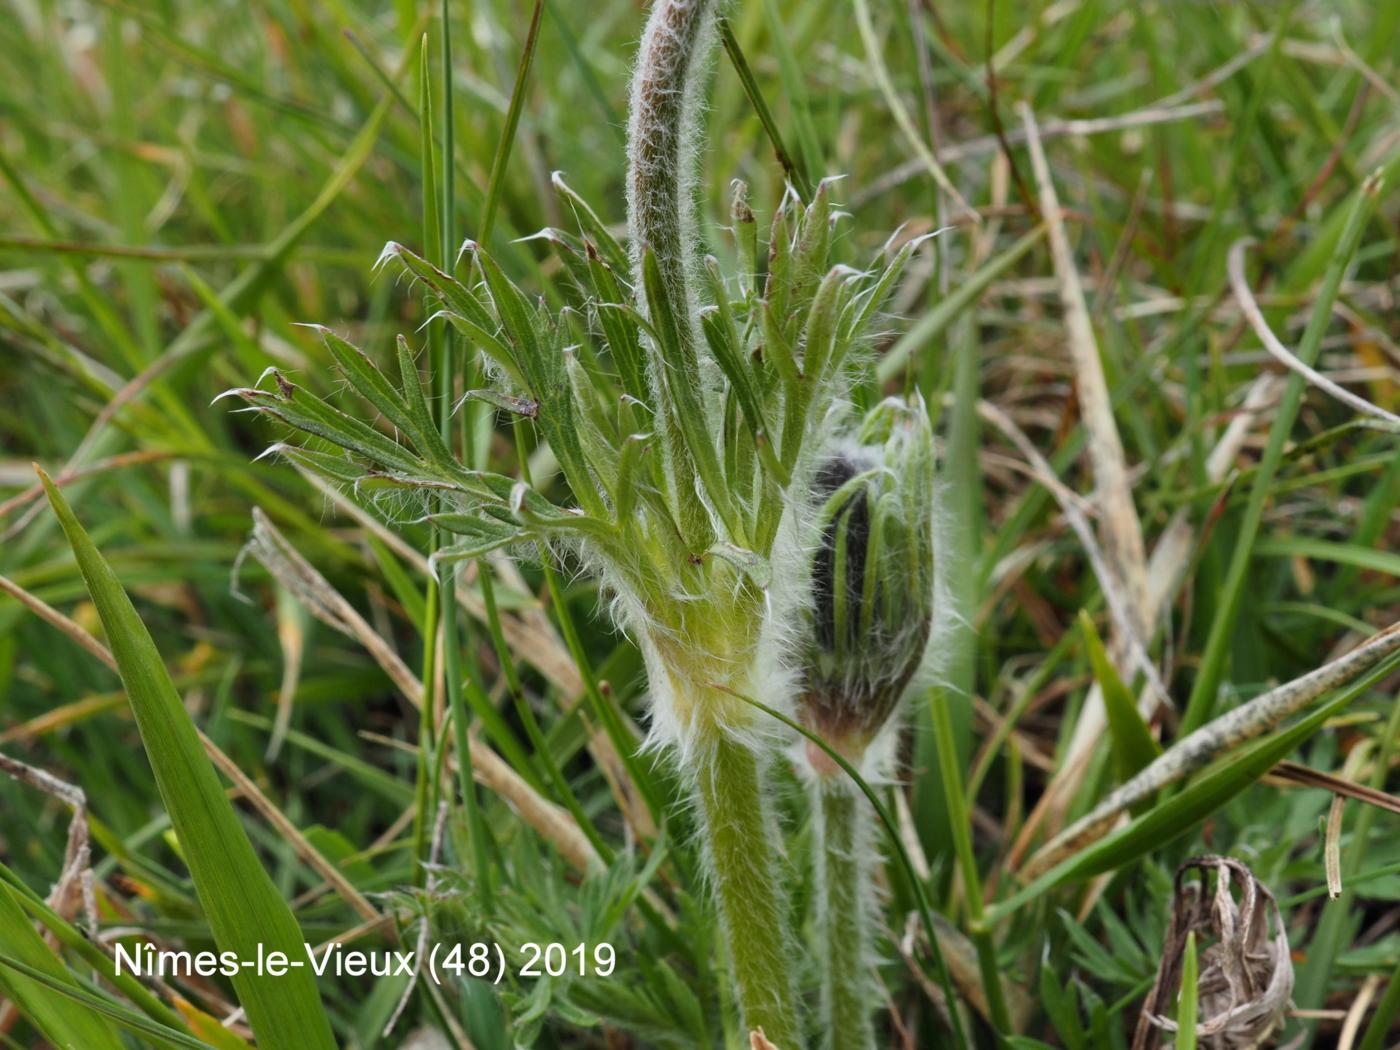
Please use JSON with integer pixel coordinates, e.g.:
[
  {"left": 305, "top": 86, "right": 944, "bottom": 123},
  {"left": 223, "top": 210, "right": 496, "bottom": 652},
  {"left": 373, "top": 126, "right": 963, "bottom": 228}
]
[
  {"left": 0, "top": 860, "right": 198, "bottom": 1038},
  {"left": 1079, "top": 610, "right": 1160, "bottom": 784},
  {"left": 1254, "top": 536, "right": 1400, "bottom": 578},
  {"left": 37, "top": 470, "right": 337, "bottom": 1050},
  {"left": 0, "top": 883, "right": 125, "bottom": 1050}
]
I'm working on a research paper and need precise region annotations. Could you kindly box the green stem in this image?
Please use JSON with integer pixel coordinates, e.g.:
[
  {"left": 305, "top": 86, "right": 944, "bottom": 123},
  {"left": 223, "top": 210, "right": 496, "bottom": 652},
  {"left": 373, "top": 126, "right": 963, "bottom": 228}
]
[
  {"left": 728, "top": 690, "right": 969, "bottom": 1044},
  {"left": 817, "top": 784, "right": 875, "bottom": 1050},
  {"left": 932, "top": 689, "right": 1011, "bottom": 1036},
  {"left": 412, "top": 30, "right": 444, "bottom": 889},
  {"left": 412, "top": 577, "right": 439, "bottom": 886},
  {"left": 691, "top": 728, "right": 800, "bottom": 1048},
  {"left": 442, "top": 563, "right": 492, "bottom": 905}
]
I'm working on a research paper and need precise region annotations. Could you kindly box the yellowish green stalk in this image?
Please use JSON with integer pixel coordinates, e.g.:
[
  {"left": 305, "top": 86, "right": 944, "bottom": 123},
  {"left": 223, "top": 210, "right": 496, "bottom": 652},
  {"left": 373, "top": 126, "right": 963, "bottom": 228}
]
[
  {"left": 691, "top": 723, "right": 800, "bottom": 1049},
  {"left": 816, "top": 783, "right": 875, "bottom": 1050}
]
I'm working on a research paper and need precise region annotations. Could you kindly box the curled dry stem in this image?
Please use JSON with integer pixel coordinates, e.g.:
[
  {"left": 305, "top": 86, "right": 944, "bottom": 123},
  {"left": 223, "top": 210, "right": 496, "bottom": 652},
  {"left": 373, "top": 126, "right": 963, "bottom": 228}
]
[
  {"left": 1133, "top": 856, "right": 1292, "bottom": 1050},
  {"left": 1227, "top": 237, "right": 1400, "bottom": 429},
  {"left": 0, "top": 752, "right": 95, "bottom": 928}
]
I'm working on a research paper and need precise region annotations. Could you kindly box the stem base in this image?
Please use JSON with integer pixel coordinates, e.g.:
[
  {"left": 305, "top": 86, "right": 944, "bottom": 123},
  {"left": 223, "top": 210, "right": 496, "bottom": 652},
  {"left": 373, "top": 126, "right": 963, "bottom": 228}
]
[{"left": 693, "top": 730, "right": 801, "bottom": 1048}]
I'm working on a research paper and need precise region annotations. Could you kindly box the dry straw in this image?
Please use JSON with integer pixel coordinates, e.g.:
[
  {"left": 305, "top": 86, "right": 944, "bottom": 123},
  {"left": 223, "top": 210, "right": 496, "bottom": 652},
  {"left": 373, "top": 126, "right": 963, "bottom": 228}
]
[{"left": 1133, "top": 856, "right": 1293, "bottom": 1050}]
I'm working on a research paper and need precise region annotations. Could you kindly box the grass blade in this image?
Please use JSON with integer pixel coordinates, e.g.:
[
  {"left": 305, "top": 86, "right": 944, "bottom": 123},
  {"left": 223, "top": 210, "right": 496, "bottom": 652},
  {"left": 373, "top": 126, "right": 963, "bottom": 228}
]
[
  {"left": 1178, "top": 172, "right": 1384, "bottom": 734},
  {"left": 0, "top": 944, "right": 216, "bottom": 1050},
  {"left": 0, "top": 883, "right": 125, "bottom": 1050},
  {"left": 1177, "top": 931, "right": 1199, "bottom": 1050},
  {"left": 876, "top": 226, "right": 1044, "bottom": 383},
  {"left": 0, "top": 860, "right": 202, "bottom": 1038},
  {"left": 1079, "top": 610, "right": 1160, "bottom": 784},
  {"left": 985, "top": 658, "right": 1396, "bottom": 922},
  {"left": 37, "top": 470, "right": 336, "bottom": 1050},
  {"left": 479, "top": 0, "right": 545, "bottom": 244},
  {"left": 717, "top": 16, "right": 812, "bottom": 202}
]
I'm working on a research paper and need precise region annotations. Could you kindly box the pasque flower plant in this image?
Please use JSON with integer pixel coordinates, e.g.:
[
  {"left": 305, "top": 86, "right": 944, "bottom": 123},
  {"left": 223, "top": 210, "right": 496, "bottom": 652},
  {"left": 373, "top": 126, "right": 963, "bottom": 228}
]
[{"left": 224, "top": 0, "right": 924, "bottom": 1041}]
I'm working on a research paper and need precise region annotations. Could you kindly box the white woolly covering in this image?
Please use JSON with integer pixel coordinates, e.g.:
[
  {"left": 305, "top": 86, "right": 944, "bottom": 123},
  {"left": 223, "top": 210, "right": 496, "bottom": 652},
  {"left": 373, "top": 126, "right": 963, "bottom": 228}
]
[
  {"left": 586, "top": 478, "right": 818, "bottom": 765},
  {"left": 626, "top": 0, "right": 719, "bottom": 336},
  {"left": 810, "top": 776, "right": 882, "bottom": 1050},
  {"left": 790, "top": 431, "right": 951, "bottom": 788},
  {"left": 625, "top": 0, "right": 725, "bottom": 515}
]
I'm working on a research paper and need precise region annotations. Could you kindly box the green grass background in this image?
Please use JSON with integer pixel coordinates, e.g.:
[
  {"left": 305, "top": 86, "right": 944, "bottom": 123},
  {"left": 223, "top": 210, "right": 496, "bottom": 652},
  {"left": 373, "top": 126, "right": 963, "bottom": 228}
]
[{"left": 1, "top": 0, "right": 1398, "bottom": 1046}]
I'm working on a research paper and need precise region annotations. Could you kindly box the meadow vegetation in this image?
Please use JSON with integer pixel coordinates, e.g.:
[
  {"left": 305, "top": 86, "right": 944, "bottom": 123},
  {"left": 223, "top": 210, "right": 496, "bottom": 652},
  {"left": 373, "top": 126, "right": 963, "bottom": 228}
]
[{"left": 1, "top": 0, "right": 1398, "bottom": 1046}]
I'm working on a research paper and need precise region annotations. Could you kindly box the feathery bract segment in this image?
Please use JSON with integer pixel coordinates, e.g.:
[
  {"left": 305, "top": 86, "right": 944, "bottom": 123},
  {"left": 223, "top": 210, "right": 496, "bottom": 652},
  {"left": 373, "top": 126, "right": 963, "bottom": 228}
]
[
  {"left": 221, "top": 181, "right": 919, "bottom": 751},
  {"left": 800, "top": 396, "right": 937, "bottom": 774}
]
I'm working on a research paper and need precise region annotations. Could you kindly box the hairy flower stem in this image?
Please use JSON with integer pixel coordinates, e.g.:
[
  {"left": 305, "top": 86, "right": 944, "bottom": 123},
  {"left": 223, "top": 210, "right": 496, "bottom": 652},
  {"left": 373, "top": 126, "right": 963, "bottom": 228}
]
[
  {"left": 692, "top": 727, "right": 800, "bottom": 1048},
  {"left": 626, "top": 0, "right": 801, "bottom": 1039},
  {"left": 816, "top": 784, "right": 875, "bottom": 1050},
  {"left": 627, "top": 0, "right": 719, "bottom": 549},
  {"left": 627, "top": 0, "right": 713, "bottom": 351}
]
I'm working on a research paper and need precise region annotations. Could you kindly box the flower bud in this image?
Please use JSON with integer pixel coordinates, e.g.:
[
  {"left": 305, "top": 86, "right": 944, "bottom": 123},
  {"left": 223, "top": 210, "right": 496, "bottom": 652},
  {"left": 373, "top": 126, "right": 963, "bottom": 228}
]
[{"left": 798, "top": 396, "right": 935, "bottom": 773}]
